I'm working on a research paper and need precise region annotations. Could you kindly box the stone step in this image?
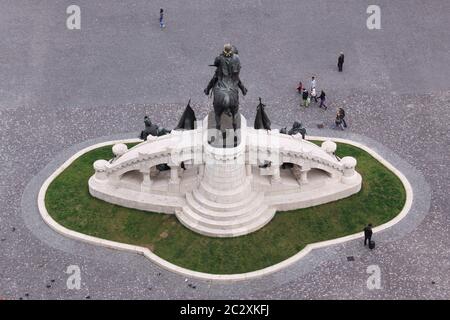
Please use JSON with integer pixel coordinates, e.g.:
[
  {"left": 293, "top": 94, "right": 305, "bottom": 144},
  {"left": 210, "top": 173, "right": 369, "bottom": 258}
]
[
  {"left": 179, "top": 204, "right": 268, "bottom": 230},
  {"left": 199, "top": 179, "right": 252, "bottom": 203},
  {"left": 204, "top": 169, "right": 245, "bottom": 177},
  {"left": 191, "top": 188, "right": 262, "bottom": 212},
  {"left": 202, "top": 175, "right": 246, "bottom": 190},
  {"left": 205, "top": 165, "right": 244, "bottom": 173},
  {"left": 186, "top": 192, "right": 264, "bottom": 220},
  {"left": 205, "top": 164, "right": 244, "bottom": 171},
  {"left": 175, "top": 207, "right": 276, "bottom": 238},
  {"left": 203, "top": 171, "right": 247, "bottom": 182}
]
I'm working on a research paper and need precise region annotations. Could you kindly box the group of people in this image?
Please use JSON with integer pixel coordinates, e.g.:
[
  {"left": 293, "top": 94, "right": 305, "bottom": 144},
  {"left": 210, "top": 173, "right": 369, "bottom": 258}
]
[
  {"left": 296, "top": 52, "right": 348, "bottom": 130},
  {"left": 297, "top": 76, "right": 347, "bottom": 130},
  {"left": 297, "top": 76, "right": 327, "bottom": 110}
]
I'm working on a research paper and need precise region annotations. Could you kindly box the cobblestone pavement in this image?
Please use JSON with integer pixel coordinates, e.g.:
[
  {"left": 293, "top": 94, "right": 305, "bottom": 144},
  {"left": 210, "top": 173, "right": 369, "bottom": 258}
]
[{"left": 0, "top": 0, "right": 449, "bottom": 299}]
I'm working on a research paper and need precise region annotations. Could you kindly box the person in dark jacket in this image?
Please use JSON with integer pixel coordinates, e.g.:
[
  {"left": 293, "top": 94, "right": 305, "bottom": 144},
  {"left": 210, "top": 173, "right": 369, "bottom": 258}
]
[
  {"left": 319, "top": 90, "right": 327, "bottom": 109},
  {"left": 302, "top": 88, "right": 309, "bottom": 107},
  {"left": 159, "top": 8, "right": 165, "bottom": 29},
  {"left": 364, "top": 224, "right": 373, "bottom": 246},
  {"left": 338, "top": 52, "right": 345, "bottom": 72},
  {"left": 338, "top": 107, "right": 347, "bottom": 128}
]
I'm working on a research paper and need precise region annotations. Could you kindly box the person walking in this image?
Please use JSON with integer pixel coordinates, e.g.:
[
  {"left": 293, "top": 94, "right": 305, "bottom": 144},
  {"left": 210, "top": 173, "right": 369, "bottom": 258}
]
[
  {"left": 364, "top": 224, "right": 373, "bottom": 246},
  {"left": 338, "top": 107, "right": 347, "bottom": 128},
  {"left": 302, "top": 88, "right": 310, "bottom": 107},
  {"left": 319, "top": 90, "right": 327, "bottom": 109},
  {"left": 159, "top": 8, "right": 165, "bottom": 29},
  {"left": 338, "top": 52, "right": 345, "bottom": 72},
  {"left": 310, "top": 76, "right": 316, "bottom": 90}
]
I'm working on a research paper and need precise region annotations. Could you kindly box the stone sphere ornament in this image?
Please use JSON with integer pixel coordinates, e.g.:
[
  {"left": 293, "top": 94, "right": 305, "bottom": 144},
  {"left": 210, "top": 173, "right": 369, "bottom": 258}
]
[
  {"left": 321, "top": 140, "right": 337, "bottom": 154},
  {"left": 112, "top": 143, "right": 128, "bottom": 157}
]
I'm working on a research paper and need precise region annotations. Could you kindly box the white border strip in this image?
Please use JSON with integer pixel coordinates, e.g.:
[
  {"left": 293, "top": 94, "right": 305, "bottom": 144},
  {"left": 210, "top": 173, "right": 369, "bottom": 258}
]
[{"left": 37, "top": 136, "right": 413, "bottom": 282}]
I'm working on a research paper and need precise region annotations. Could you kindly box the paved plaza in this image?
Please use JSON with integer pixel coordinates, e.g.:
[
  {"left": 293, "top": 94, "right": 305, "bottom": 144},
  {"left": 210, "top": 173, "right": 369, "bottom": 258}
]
[{"left": 0, "top": 0, "right": 449, "bottom": 299}]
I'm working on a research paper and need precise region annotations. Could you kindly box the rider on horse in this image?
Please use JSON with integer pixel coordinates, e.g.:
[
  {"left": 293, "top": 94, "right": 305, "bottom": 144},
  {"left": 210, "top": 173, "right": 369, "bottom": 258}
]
[{"left": 204, "top": 44, "right": 247, "bottom": 131}]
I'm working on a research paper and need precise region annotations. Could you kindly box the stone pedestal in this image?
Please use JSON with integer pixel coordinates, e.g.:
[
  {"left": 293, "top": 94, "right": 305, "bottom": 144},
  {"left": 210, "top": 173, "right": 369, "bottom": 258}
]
[
  {"left": 341, "top": 156, "right": 358, "bottom": 185},
  {"left": 176, "top": 115, "right": 275, "bottom": 237},
  {"left": 206, "top": 111, "right": 242, "bottom": 148}
]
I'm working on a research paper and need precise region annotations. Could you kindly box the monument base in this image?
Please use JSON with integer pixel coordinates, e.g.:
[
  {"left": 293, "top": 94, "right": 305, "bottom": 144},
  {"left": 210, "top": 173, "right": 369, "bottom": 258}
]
[
  {"left": 89, "top": 114, "right": 361, "bottom": 238},
  {"left": 207, "top": 111, "right": 242, "bottom": 148}
]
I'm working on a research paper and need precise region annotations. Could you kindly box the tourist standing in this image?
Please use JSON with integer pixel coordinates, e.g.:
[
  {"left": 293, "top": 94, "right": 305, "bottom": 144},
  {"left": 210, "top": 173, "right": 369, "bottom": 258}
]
[
  {"left": 338, "top": 52, "right": 345, "bottom": 72},
  {"left": 319, "top": 90, "right": 327, "bottom": 109},
  {"left": 334, "top": 108, "right": 347, "bottom": 130},
  {"left": 364, "top": 224, "right": 373, "bottom": 246},
  {"left": 338, "top": 107, "right": 347, "bottom": 128},
  {"left": 159, "top": 8, "right": 165, "bottom": 29},
  {"left": 334, "top": 112, "right": 344, "bottom": 130},
  {"left": 302, "top": 88, "right": 310, "bottom": 107}
]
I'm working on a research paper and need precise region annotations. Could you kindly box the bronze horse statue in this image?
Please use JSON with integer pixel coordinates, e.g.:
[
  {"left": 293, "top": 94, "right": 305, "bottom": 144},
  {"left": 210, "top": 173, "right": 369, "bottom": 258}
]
[{"left": 204, "top": 44, "right": 247, "bottom": 131}]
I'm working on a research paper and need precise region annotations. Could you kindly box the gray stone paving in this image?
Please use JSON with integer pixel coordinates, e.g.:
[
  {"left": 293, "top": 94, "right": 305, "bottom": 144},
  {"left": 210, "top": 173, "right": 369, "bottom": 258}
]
[{"left": 1, "top": 0, "right": 449, "bottom": 299}]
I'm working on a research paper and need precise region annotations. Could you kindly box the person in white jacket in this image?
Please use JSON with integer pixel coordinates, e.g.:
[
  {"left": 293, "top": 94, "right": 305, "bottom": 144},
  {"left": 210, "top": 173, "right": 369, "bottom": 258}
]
[{"left": 310, "top": 76, "right": 317, "bottom": 90}]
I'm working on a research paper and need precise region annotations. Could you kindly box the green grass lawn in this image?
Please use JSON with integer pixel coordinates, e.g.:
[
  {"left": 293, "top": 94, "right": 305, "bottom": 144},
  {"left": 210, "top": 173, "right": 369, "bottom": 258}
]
[{"left": 45, "top": 141, "right": 406, "bottom": 274}]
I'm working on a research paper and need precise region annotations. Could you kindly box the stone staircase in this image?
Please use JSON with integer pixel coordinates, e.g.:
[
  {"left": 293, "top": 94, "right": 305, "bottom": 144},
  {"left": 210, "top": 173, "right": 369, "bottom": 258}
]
[
  {"left": 176, "top": 178, "right": 276, "bottom": 237},
  {"left": 175, "top": 121, "right": 277, "bottom": 237}
]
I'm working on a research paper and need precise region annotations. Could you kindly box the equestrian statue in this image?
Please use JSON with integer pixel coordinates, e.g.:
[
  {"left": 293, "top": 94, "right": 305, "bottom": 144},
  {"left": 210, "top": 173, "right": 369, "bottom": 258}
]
[{"left": 204, "top": 44, "right": 247, "bottom": 132}]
